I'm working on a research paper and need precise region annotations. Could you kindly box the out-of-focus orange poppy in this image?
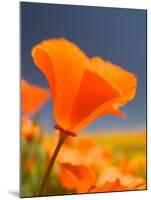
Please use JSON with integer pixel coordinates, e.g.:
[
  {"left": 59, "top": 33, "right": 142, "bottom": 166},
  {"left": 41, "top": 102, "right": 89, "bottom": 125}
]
[
  {"left": 24, "top": 157, "right": 36, "bottom": 173},
  {"left": 97, "top": 166, "right": 145, "bottom": 189},
  {"left": 120, "top": 158, "right": 139, "bottom": 176},
  {"left": 119, "top": 154, "right": 146, "bottom": 176},
  {"left": 32, "top": 38, "right": 137, "bottom": 134},
  {"left": 59, "top": 163, "right": 145, "bottom": 194},
  {"left": 59, "top": 163, "right": 96, "bottom": 193},
  {"left": 57, "top": 135, "right": 111, "bottom": 171},
  {"left": 21, "top": 117, "right": 40, "bottom": 141},
  {"left": 21, "top": 79, "right": 50, "bottom": 116},
  {"left": 74, "top": 136, "right": 96, "bottom": 152}
]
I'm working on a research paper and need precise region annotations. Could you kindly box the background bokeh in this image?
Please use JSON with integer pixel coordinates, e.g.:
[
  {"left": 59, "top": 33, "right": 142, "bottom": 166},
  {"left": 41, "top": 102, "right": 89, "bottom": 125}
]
[{"left": 21, "top": 2, "right": 146, "bottom": 132}]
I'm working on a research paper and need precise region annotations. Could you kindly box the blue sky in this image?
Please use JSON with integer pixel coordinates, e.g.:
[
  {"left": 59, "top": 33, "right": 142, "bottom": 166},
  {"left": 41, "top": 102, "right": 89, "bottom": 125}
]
[{"left": 21, "top": 2, "right": 147, "bottom": 132}]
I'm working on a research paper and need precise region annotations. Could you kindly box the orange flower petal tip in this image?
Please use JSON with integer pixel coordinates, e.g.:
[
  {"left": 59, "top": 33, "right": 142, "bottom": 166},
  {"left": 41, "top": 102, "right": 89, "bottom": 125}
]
[
  {"left": 31, "top": 38, "right": 137, "bottom": 133},
  {"left": 21, "top": 79, "right": 50, "bottom": 115}
]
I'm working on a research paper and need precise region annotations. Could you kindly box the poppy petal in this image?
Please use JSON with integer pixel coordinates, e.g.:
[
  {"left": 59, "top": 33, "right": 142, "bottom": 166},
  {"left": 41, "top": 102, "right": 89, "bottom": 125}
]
[
  {"left": 69, "top": 69, "right": 120, "bottom": 130},
  {"left": 32, "top": 38, "right": 89, "bottom": 130},
  {"left": 59, "top": 163, "right": 96, "bottom": 193},
  {"left": 70, "top": 57, "right": 137, "bottom": 131}
]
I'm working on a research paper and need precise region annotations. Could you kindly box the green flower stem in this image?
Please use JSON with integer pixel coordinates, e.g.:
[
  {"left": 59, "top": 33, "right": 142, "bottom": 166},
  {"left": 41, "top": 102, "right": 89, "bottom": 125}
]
[{"left": 38, "top": 132, "right": 67, "bottom": 196}]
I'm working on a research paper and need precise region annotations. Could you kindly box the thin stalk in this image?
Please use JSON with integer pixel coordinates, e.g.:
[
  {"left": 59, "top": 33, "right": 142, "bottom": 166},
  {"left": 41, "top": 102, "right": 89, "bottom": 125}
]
[{"left": 38, "top": 132, "right": 67, "bottom": 196}]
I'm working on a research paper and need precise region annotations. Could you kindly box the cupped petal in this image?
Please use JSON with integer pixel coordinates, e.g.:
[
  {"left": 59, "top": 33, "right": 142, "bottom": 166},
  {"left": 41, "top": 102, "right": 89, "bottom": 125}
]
[
  {"left": 69, "top": 57, "right": 137, "bottom": 131},
  {"left": 31, "top": 38, "right": 89, "bottom": 130}
]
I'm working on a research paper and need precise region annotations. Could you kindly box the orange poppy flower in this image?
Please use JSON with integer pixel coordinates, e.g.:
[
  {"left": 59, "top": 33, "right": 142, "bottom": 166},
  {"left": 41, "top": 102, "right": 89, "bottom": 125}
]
[
  {"left": 57, "top": 135, "right": 111, "bottom": 171},
  {"left": 24, "top": 157, "right": 36, "bottom": 173},
  {"left": 32, "top": 38, "right": 137, "bottom": 134},
  {"left": 21, "top": 117, "right": 40, "bottom": 141},
  {"left": 59, "top": 163, "right": 96, "bottom": 193},
  {"left": 21, "top": 79, "right": 50, "bottom": 115}
]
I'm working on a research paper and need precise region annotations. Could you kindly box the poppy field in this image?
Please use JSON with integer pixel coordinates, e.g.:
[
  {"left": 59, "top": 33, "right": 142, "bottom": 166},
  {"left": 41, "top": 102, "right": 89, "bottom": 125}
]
[{"left": 21, "top": 118, "right": 146, "bottom": 197}]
